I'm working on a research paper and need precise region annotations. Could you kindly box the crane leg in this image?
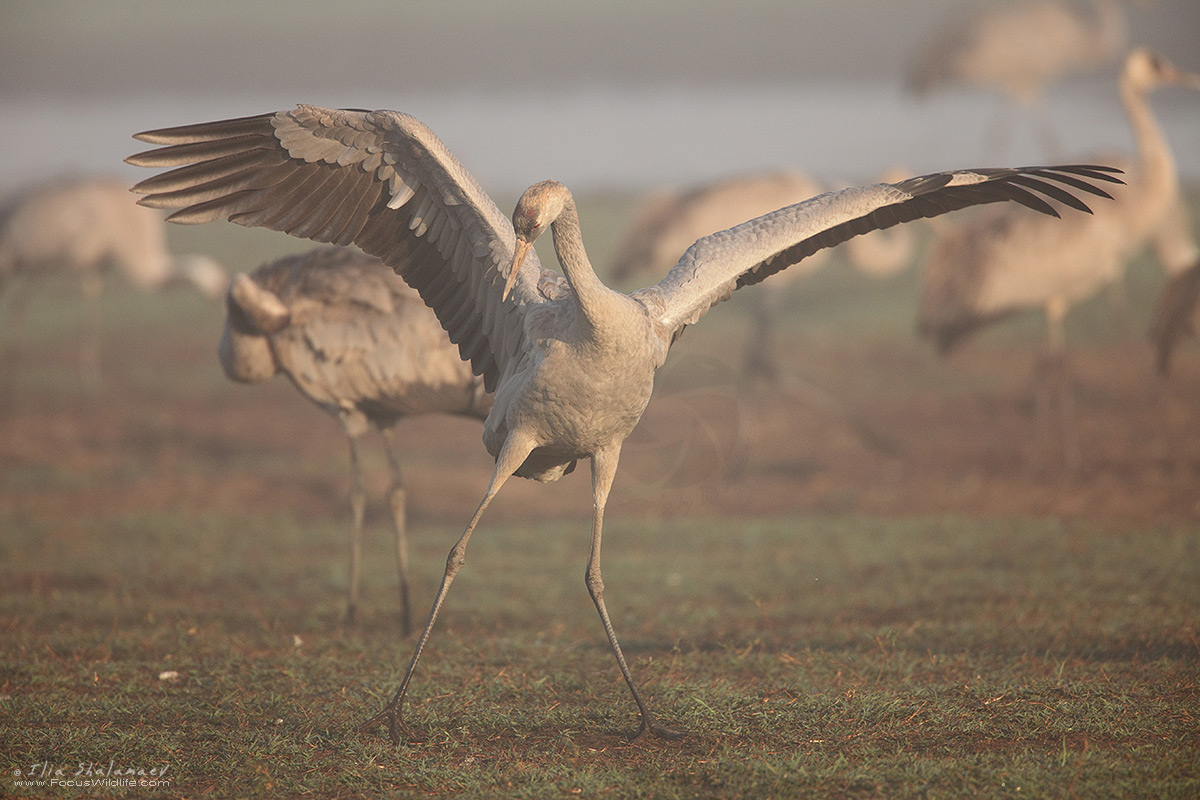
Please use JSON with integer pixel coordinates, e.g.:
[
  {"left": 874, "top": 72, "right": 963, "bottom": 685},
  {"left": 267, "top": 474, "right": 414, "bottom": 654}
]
[
  {"left": 380, "top": 426, "right": 411, "bottom": 637},
  {"left": 0, "top": 280, "right": 35, "bottom": 406},
  {"left": 79, "top": 271, "right": 103, "bottom": 392},
  {"left": 742, "top": 290, "right": 779, "bottom": 384},
  {"left": 1056, "top": 361, "right": 1081, "bottom": 477},
  {"left": 345, "top": 432, "right": 367, "bottom": 627},
  {"left": 1032, "top": 298, "right": 1080, "bottom": 476},
  {"left": 586, "top": 445, "right": 684, "bottom": 741},
  {"left": 358, "top": 431, "right": 537, "bottom": 745}
]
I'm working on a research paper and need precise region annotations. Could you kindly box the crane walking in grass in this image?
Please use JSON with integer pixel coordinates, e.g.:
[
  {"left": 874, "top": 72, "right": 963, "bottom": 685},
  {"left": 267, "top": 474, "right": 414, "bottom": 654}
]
[
  {"left": 128, "top": 104, "right": 1119, "bottom": 743},
  {"left": 220, "top": 246, "right": 490, "bottom": 634}
]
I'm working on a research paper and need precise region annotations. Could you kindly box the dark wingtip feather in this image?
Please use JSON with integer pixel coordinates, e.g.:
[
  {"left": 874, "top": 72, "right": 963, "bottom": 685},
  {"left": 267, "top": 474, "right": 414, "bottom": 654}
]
[
  {"left": 1010, "top": 175, "right": 1095, "bottom": 214},
  {"left": 1051, "top": 164, "right": 1126, "bottom": 184}
]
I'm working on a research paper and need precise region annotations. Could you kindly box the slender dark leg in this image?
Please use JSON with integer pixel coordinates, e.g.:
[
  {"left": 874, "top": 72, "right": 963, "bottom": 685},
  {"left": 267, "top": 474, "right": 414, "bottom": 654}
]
[
  {"left": 79, "top": 271, "right": 103, "bottom": 392},
  {"left": 1055, "top": 361, "right": 1081, "bottom": 478},
  {"left": 345, "top": 431, "right": 367, "bottom": 626},
  {"left": 1032, "top": 351, "right": 1055, "bottom": 475},
  {"left": 742, "top": 290, "right": 779, "bottom": 384},
  {"left": 380, "top": 426, "right": 411, "bottom": 637},
  {"left": 357, "top": 432, "right": 536, "bottom": 744},
  {"left": 1032, "top": 298, "right": 1080, "bottom": 477},
  {"left": 586, "top": 445, "right": 684, "bottom": 741},
  {"left": 0, "top": 280, "right": 34, "bottom": 407}
]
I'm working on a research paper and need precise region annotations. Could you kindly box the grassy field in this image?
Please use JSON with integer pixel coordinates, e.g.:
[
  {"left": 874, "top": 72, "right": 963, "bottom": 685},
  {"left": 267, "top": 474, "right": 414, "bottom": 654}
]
[
  {"left": 3, "top": 510, "right": 1197, "bottom": 798},
  {"left": 2, "top": 190, "right": 1200, "bottom": 798}
]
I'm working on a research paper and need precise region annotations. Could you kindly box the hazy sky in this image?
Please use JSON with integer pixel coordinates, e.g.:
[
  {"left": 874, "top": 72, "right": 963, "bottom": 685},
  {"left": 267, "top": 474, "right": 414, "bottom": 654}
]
[
  {"left": 4, "top": 0, "right": 1197, "bottom": 97},
  {"left": 2, "top": 1, "right": 1197, "bottom": 192}
]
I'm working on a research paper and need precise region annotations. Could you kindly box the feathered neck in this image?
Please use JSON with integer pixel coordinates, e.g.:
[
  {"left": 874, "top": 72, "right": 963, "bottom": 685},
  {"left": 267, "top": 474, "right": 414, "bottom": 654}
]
[{"left": 547, "top": 189, "right": 628, "bottom": 339}]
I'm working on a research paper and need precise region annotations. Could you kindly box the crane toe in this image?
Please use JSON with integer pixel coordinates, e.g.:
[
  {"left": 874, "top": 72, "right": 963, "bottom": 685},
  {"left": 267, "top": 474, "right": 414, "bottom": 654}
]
[
  {"left": 357, "top": 702, "right": 421, "bottom": 746},
  {"left": 633, "top": 717, "right": 687, "bottom": 742}
]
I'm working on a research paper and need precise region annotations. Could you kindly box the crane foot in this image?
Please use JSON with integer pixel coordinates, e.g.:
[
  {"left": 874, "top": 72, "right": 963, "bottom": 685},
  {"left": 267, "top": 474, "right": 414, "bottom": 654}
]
[
  {"left": 632, "top": 717, "right": 686, "bottom": 742},
  {"left": 357, "top": 702, "right": 421, "bottom": 745}
]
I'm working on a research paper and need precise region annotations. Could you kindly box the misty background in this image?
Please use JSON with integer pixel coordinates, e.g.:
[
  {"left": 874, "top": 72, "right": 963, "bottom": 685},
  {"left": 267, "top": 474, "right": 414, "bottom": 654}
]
[{"left": 2, "top": 0, "right": 1198, "bottom": 196}]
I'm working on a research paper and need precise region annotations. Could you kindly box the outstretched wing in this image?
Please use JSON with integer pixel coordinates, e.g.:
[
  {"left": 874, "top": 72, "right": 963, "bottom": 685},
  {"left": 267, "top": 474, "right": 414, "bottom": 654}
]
[
  {"left": 127, "top": 105, "right": 560, "bottom": 391},
  {"left": 642, "top": 165, "right": 1123, "bottom": 341}
]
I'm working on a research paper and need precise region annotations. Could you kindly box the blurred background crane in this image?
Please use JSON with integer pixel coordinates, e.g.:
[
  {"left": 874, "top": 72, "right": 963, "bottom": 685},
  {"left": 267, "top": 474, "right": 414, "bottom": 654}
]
[
  {"left": 0, "top": 175, "right": 226, "bottom": 389},
  {"left": 907, "top": 0, "right": 1142, "bottom": 156},
  {"left": 917, "top": 48, "right": 1200, "bottom": 474}
]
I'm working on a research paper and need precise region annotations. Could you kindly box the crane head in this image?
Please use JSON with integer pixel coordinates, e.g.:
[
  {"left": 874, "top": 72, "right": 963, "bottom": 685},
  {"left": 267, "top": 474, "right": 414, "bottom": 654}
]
[
  {"left": 1124, "top": 48, "right": 1200, "bottom": 92},
  {"left": 506, "top": 180, "right": 570, "bottom": 301}
]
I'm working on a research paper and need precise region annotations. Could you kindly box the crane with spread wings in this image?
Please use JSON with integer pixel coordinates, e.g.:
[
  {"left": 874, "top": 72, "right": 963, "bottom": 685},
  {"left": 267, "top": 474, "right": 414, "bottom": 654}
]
[{"left": 128, "top": 105, "right": 1120, "bottom": 742}]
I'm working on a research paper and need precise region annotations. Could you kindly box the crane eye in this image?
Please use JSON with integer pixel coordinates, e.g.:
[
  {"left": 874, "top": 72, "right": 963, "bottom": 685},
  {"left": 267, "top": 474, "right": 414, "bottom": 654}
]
[{"left": 517, "top": 207, "right": 541, "bottom": 231}]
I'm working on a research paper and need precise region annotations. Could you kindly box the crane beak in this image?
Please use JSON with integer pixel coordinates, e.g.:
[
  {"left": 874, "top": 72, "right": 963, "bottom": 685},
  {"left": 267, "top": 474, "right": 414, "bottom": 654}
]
[
  {"left": 504, "top": 239, "right": 532, "bottom": 302},
  {"left": 1161, "top": 59, "right": 1200, "bottom": 90}
]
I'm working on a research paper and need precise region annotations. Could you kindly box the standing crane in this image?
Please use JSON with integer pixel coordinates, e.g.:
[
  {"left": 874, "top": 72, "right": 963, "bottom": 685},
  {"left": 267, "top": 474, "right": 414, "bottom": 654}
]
[
  {"left": 609, "top": 169, "right": 918, "bottom": 381},
  {"left": 917, "top": 49, "right": 1200, "bottom": 473},
  {"left": 0, "top": 176, "right": 226, "bottom": 387},
  {"left": 908, "top": 0, "right": 1134, "bottom": 155},
  {"left": 220, "top": 246, "right": 491, "bottom": 634},
  {"left": 128, "top": 104, "right": 1119, "bottom": 743}
]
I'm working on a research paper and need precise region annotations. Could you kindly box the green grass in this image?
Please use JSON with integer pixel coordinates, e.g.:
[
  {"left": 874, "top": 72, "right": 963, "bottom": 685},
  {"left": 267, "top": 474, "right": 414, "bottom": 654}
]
[
  {"left": 2, "top": 511, "right": 1197, "bottom": 798},
  {"left": 3, "top": 188, "right": 1199, "bottom": 797}
]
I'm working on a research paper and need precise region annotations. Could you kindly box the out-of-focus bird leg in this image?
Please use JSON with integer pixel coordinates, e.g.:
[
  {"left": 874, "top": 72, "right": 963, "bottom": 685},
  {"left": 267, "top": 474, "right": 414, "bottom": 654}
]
[
  {"left": 345, "top": 431, "right": 367, "bottom": 627},
  {"left": 381, "top": 426, "right": 411, "bottom": 637},
  {"left": 1032, "top": 296, "right": 1081, "bottom": 477},
  {"left": 79, "top": 271, "right": 103, "bottom": 392}
]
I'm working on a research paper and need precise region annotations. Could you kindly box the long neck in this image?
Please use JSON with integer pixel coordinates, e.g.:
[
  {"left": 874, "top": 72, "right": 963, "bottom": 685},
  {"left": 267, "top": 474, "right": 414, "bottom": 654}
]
[
  {"left": 550, "top": 194, "right": 625, "bottom": 336},
  {"left": 1090, "top": 0, "right": 1127, "bottom": 57},
  {"left": 1120, "top": 73, "right": 1176, "bottom": 194}
]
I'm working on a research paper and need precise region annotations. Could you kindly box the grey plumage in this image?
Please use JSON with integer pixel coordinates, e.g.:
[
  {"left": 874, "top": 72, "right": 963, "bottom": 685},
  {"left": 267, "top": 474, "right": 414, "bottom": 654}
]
[
  {"left": 128, "top": 104, "right": 1119, "bottom": 743},
  {"left": 220, "top": 246, "right": 490, "bottom": 633}
]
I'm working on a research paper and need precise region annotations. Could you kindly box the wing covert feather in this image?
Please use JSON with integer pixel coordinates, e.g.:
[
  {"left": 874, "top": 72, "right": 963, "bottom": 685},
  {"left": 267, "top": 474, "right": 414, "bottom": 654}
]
[{"left": 128, "top": 105, "right": 551, "bottom": 391}]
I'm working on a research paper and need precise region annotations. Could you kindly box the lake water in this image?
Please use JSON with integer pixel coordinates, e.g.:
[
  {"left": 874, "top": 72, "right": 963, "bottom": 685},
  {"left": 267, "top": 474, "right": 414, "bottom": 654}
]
[{"left": 4, "top": 81, "right": 1196, "bottom": 196}]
